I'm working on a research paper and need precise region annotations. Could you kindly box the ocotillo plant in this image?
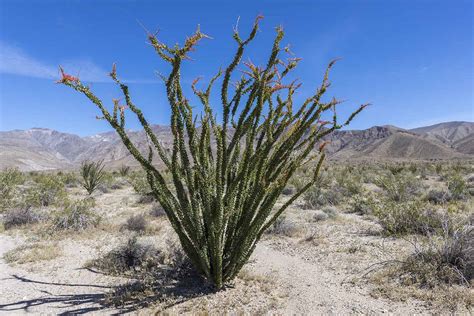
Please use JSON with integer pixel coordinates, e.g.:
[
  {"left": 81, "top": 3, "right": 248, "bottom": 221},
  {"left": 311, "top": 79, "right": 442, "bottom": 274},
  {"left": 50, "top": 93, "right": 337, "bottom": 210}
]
[
  {"left": 58, "top": 17, "right": 367, "bottom": 288},
  {"left": 80, "top": 160, "right": 106, "bottom": 195}
]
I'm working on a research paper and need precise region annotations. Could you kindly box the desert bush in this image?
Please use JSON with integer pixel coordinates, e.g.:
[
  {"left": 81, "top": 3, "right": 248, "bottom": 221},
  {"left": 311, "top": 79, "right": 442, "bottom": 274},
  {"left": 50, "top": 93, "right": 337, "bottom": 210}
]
[
  {"left": 3, "top": 206, "right": 43, "bottom": 229},
  {"left": 376, "top": 172, "right": 422, "bottom": 202},
  {"left": 399, "top": 226, "right": 473, "bottom": 287},
  {"left": 128, "top": 171, "right": 155, "bottom": 203},
  {"left": 119, "top": 165, "right": 131, "bottom": 177},
  {"left": 265, "top": 215, "right": 300, "bottom": 237},
  {"left": 349, "top": 192, "right": 377, "bottom": 215},
  {"left": 25, "top": 174, "right": 67, "bottom": 207},
  {"left": 51, "top": 198, "right": 100, "bottom": 231},
  {"left": 0, "top": 168, "right": 25, "bottom": 212},
  {"left": 426, "top": 189, "right": 452, "bottom": 204},
  {"left": 87, "top": 236, "right": 164, "bottom": 275},
  {"left": 335, "top": 167, "right": 363, "bottom": 197},
  {"left": 302, "top": 184, "right": 342, "bottom": 209},
  {"left": 80, "top": 160, "right": 106, "bottom": 195},
  {"left": 374, "top": 200, "right": 451, "bottom": 236},
  {"left": 447, "top": 174, "right": 468, "bottom": 201},
  {"left": 59, "top": 172, "right": 79, "bottom": 188},
  {"left": 321, "top": 206, "right": 338, "bottom": 219},
  {"left": 59, "top": 17, "right": 365, "bottom": 288},
  {"left": 122, "top": 214, "right": 148, "bottom": 233}
]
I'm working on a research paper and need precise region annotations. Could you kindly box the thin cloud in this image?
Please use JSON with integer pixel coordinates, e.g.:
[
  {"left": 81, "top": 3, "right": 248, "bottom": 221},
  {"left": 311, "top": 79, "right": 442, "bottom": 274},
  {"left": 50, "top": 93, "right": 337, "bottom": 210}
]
[
  {"left": 0, "top": 41, "right": 156, "bottom": 84},
  {"left": 0, "top": 41, "right": 57, "bottom": 79}
]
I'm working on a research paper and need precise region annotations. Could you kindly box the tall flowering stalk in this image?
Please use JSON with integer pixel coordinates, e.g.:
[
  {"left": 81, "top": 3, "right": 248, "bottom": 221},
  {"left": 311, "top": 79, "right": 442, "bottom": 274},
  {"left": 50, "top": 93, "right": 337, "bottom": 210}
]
[{"left": 59, "top": 17, "right": 367, "bottom": 288}]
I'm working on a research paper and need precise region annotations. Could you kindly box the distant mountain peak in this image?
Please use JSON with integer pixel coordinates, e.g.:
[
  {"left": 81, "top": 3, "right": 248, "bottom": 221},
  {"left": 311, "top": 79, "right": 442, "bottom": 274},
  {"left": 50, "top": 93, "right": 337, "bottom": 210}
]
[{"left": 1, "top": 121, "right": 472, "bottom": 171}]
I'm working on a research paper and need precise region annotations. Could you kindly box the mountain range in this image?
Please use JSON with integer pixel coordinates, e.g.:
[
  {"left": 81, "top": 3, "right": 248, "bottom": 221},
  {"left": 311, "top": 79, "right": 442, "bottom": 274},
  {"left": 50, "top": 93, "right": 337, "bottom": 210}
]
[{"left": 0, "top": 121, "right": 472, "bottom": 171}]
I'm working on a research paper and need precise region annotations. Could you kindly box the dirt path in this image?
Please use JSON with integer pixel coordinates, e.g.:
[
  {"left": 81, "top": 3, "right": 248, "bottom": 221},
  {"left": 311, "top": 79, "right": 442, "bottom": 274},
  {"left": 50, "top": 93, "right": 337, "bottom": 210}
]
[
  {"left": 251, "top": 240, "right": 429, "bottom": 315},
  {"left": 0, "top": 234, "right": 118, "bottom": 315}
]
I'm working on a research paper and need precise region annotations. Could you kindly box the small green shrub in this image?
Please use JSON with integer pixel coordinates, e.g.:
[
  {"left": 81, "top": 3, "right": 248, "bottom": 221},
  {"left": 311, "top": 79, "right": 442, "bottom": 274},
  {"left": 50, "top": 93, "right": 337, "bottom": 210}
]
[
  {"left": 374, "top": 200, "right": 448, "bottom": 236},
  {"left": 128, "top": 172, "right": 154, "bottom": 203},
  {"left": 447, "top": 174, "right": 468, "bottom": 201},
  {"left": 25, "top": 174, "right": 67, "bottom": 207},
  {"left": 80, "top": 160, "right": 106, "bottom": 195},
  {"left": 376, "top": 173, "right": 422, "bottom": 202},
  {"left": 51, "top": 198, "right": 100, "bottom": 231},
  {"left": 119, "top": 165, "right": 131, "bottom": 177},
  {"left": 349, "top": 192, "right": 377, "bottom": 215},
  {"left": 0, "top": 168, "right": 24, "bottom": 212}
]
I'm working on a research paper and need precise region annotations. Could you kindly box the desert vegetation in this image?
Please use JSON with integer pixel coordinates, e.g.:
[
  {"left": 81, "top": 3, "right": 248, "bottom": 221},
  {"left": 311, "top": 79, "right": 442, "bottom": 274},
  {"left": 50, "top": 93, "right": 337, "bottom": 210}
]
[{"left": 1, "top": 156, "right": 472, "bottom": 313}]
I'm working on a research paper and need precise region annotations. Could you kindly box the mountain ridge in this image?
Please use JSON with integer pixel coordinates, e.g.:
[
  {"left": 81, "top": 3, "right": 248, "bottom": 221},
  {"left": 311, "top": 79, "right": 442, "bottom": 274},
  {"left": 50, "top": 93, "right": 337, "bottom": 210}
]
[{"left": 1, "top": 121, "right": 472, "bottom": 171}]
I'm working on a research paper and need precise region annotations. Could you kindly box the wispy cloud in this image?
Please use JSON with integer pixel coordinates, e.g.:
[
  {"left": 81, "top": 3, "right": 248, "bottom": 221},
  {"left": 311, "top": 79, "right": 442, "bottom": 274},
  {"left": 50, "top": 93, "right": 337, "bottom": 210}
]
[
  {"left": 0, "top": 41, "right": 58, "bottom": 79},
  {"left": 0, "top": 41, "right": 155, "bottom": 83}
]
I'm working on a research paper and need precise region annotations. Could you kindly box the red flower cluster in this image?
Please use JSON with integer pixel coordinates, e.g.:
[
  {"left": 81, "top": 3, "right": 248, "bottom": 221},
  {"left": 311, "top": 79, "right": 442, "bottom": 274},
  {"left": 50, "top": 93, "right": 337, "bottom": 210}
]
[{"left": 57, "top": 66, "right": 79, "bottom": 84}]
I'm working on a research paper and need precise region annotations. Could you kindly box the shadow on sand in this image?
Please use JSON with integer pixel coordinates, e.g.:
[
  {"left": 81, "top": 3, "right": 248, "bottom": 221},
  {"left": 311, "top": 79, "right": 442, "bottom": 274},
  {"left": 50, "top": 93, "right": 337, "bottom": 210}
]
[{"left": 0, "top": 269, "right": 215, "bottom": 314}]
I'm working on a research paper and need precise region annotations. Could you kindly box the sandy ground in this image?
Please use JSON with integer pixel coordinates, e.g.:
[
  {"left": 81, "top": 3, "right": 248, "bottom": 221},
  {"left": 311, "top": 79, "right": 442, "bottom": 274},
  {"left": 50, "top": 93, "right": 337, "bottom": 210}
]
[{"left": 0, "top": 187, "right": 468, "bottom": 314}]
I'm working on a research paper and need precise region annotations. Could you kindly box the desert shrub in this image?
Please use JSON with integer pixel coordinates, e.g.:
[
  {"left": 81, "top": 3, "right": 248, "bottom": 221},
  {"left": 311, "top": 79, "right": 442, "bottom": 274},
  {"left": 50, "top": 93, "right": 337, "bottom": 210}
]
[
  {"left": 51, "top": 198, "right": 100, "bottom": 231},
  {"left": 59, "top": 172, "right": 79, "bottom": 188},
  {"left": 312, "top": 210, "right": 329, "bottom": 222},
  {"left": 149, "top": 203, "right": 166, "bottom": 217},
  {"left": 80, "top": 160, "right": 106, "bottom": 195},
  {"left": 321, "top": 206, "right": 338, "bottom": 219},
  {"left": 335, "top": 167, "right": 363, "bottom": 197},
  {"left": 374, "top": 200, "right": 450, "bottom": 236},
  {"left": 128, "top": 171, "right": 155, "bottom": 203},
  {"left": 447, "top": 174, "right": 468, "bottom": 201},
  {"left": 376, "top": 172, "right": 422, "bottom": 202},
  {"left": 25, "top": 174, "right": 67, "bottom": 207},
  {"left": 266, "top": 216, "right": 300, "bottom": 237},
  {"left": 426, "top": 189, "right": 452, "bottom": 204},
  {"left": 3, "top": 206, "right": 43, "bottom": 229},
  {"left": 87, "top": 236, "right": 165, "bottom": 275},
  {"left": 302, "top": 184, "right": 342, "bottom": 209},
  {"left": 0, "top": 168, "right": 25, "bottom": 212},
  {"left": 59, "top": 17, "right": 365, "bottom": 288},
  {"left": 349, "top": 192, "right": 377, "bottom": 215},
  {"left": 122, "top": 214, "right": 148, "bottom": 233},
  {"left": 119, "top": 165, "right": 131, "bottom": 177},
  {"left": 399, "top": 226, "right": 473, "bottom": 287}
]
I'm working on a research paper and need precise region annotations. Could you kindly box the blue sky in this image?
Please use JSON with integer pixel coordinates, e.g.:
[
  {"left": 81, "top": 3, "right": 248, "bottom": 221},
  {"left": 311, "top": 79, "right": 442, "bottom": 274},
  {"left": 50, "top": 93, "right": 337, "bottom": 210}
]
[{"left": 0, "top": 0, "right": 472, "bottom": 136}]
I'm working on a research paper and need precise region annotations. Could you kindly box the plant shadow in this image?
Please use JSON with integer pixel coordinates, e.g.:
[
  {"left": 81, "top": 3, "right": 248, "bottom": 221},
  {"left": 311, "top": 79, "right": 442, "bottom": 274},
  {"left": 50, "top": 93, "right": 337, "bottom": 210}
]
[{"left": 0, "top": 266, "right": 214, "bottom": 314}]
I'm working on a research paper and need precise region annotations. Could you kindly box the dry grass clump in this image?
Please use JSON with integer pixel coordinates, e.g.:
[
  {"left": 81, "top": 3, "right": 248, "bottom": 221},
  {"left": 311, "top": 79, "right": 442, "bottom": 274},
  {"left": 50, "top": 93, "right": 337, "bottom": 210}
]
[
  {"left": 3, "top": 206, "right": 44, "bottom": 229},
  {"left": 399, "top": 226, "right": 473, "bottom": 287},
  {"left": 86, "top": 236, "right": 165, "bottom": 276},
  {"left": 265, "top": 215, "right": 302, "bottom": 237},
  {"left": 4, "top": 243, "right": 61, "bottom": 264},
  {"left": 426, "top": 189, "right": 452, "bottom": 204},
  {"left": 50, "top": 198, "right": 100, "bottom": 231},
  {"left": 121, "top": 214, "right": 148, "bottom": 234}
]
